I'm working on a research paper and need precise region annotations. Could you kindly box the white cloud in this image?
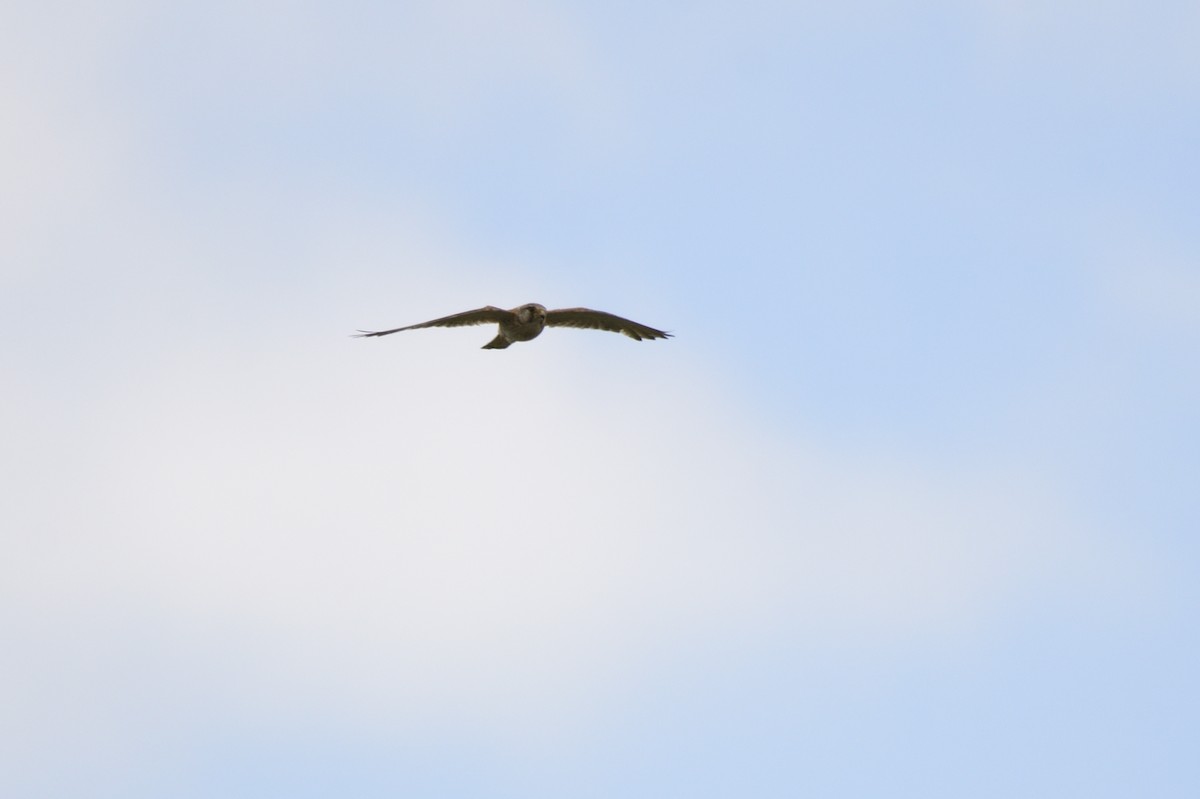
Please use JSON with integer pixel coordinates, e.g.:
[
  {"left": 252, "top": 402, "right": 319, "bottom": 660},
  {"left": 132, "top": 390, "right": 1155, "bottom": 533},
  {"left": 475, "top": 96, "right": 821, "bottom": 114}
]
[
  {"left": 2, "top": 109, "right": 1145, "bottom": 779},
  {"left": 0, "top": 2, "right": 142, "bottom": 284},
  {"left": 0, "top": 1, "right": 1160, "bottom": 785},
  {"left": 5, "top": 288, "right": 1138, "bottom": 746}
]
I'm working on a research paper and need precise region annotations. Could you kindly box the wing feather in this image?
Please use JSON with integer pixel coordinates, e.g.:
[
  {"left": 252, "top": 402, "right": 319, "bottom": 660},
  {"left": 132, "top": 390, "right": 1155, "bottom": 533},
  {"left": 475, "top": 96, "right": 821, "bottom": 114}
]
[
  {"left": 354, "top": 306, "right": 510, "bottom": 338},
  {"left": 544, "top": 308, "right": 672, "bottom": 341}
]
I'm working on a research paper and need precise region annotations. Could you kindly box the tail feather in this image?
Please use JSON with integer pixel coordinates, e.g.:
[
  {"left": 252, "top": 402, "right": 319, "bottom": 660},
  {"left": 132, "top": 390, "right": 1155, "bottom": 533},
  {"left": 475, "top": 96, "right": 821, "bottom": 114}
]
[{"left": 481, "top": 334, "right": 511, "bottom": 349}]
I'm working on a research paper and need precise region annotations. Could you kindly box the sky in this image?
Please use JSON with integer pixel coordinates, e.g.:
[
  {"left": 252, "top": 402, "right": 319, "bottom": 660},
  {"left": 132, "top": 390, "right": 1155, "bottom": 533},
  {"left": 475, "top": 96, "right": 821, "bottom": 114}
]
[{"left": 2, "top": 0, "right": 1198, "bottom": 796}]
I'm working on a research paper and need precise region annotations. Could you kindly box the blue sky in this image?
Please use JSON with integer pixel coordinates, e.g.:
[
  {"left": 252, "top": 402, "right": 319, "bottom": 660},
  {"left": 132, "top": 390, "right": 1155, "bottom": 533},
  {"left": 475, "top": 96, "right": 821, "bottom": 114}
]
[{"left": 3, "top": 1, "right": 1198, "bottom": 796}]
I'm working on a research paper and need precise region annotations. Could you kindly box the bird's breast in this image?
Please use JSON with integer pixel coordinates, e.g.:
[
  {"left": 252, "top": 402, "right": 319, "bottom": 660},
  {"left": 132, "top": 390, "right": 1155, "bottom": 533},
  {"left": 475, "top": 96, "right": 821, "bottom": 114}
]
[{"left": 502, "top": 317, "right": 545, "bottom": 342}]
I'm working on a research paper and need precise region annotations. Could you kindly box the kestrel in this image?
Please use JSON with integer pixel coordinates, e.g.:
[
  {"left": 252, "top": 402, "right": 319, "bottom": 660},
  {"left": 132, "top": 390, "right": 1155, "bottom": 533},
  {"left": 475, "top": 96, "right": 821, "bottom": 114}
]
[{"left": 354, "top": 303, "right": 672, "bottom": 349}]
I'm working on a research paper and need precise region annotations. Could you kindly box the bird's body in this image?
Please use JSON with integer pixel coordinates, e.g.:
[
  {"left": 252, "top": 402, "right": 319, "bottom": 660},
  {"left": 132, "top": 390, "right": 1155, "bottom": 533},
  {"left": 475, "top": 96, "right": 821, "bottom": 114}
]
[{"left": 355, "top": 303, "right": 671, "bottom": 349}]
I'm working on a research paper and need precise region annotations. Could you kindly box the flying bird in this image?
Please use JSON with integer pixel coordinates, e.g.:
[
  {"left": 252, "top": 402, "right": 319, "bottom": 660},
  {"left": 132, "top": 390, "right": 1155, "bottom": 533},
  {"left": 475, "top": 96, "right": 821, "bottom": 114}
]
[{"left": 354, "top": 303, "right": 672, "bottom": 349}]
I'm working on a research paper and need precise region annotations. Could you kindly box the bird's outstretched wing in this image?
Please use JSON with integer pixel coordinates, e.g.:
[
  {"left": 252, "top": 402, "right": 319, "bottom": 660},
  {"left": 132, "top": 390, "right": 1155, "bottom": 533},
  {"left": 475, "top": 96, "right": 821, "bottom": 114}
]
[
  {"left": 354, "top": 306, "right": 511, "bottom": 337},
  {"left": 545, "top": 308, "right": 672, "bottom": 341}
]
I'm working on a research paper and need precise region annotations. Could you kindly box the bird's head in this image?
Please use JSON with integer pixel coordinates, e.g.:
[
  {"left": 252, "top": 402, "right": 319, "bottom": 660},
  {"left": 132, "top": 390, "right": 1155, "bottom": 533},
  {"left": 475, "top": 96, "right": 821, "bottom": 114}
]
[{"left": 518, "top": 303, "right": 547, "bottom": 324}]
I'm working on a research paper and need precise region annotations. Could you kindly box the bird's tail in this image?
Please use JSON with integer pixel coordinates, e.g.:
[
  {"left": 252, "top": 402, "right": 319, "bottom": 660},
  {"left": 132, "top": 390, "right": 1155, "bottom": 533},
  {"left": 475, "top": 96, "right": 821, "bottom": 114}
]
[{"left": 481, "top": 334, "right": 512, "bottom": 350}]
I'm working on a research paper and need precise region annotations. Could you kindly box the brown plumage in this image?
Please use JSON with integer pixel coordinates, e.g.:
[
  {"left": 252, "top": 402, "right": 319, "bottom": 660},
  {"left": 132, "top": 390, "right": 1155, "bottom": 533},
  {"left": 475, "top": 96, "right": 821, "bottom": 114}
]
[{"left": 354, "top": 303, "right": 672, "bottom": 349}]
